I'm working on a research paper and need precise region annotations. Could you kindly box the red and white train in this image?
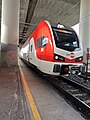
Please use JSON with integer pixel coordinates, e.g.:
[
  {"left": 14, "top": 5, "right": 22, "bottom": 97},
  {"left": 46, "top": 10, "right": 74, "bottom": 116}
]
[{"left": 20, "top": 20, "right": 83, "bottom": 75}]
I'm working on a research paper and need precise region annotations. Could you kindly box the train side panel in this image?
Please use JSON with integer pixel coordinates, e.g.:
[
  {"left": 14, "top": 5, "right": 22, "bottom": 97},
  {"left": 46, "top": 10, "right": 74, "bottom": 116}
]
[
  {"left": 34, "top": 20, "right": 54, "bottom": 61},
  {"left": 27, "top": 20, "right": 57, "bottom": 74}
]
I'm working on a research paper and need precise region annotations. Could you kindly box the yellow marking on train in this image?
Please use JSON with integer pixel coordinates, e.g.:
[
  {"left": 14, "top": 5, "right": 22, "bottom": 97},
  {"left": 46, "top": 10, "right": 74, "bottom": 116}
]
[{"left": 19, "top": 64, "right": 41, "bottom": 120}]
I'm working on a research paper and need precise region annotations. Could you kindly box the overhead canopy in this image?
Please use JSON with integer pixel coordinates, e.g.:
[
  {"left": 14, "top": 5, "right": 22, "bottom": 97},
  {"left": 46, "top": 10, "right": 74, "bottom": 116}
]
[{"left": 0, "top": 0, "right": 80, "bottom": 43}]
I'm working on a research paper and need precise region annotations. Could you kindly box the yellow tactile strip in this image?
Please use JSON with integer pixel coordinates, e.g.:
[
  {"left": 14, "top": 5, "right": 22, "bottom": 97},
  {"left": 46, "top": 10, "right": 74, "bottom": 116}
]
[{"left": 19, "top": 64, "right": 41, "bottom": 120}]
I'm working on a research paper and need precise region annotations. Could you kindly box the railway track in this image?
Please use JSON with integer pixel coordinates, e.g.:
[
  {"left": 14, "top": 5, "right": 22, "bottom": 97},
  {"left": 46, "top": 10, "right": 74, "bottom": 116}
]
[
  {"left": 21, "top": 60, "right": 90, "bottom": 118},
  {"left": 79, "top": 73, "right": 90, "bottom": 80},
  {"left": 45, "top": 74, "right": 90, "bottom": 119},
  {"left": 68, "top": 74, "right": 90, "bottom": 89}
]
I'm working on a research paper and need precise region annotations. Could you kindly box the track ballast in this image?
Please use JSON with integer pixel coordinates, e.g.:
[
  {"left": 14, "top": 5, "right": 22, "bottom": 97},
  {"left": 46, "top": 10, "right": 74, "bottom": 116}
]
[{"left": 45, "top": 74, "right": 90, "bottom": 119}]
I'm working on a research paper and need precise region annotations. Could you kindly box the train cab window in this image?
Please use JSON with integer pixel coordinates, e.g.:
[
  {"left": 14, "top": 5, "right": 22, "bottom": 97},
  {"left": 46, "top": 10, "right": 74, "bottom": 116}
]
[
  {"left": 53, "top": 28, "right": 80, "bottom": 52},
  {"left": 36, "top": 36, "right": 48, "bottom": 48}
]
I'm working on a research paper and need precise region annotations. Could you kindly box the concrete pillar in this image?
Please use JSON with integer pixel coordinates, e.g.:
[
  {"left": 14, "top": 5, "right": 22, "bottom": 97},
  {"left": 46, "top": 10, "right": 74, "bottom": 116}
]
[
  {"left": 79, "top": 0, "right": 90, "bottom": 62},
  {"left": 0, "top": 0, "right": 20, "bottom": 66}
]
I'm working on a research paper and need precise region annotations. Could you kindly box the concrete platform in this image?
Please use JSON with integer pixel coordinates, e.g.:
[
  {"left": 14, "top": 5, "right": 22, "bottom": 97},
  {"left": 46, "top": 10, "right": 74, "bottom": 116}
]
[
  {"left": 0, "top": 65, "right": 31, "bottom": 120},
  {"left": 19, "top": 59, "right": 85, "bottom": 120}
]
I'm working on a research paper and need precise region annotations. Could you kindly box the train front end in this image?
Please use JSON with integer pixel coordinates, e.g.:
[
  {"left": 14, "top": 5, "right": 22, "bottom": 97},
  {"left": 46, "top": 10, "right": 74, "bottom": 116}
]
[{"left": 51, "top": 23, "right": 83, "bottom": 75}]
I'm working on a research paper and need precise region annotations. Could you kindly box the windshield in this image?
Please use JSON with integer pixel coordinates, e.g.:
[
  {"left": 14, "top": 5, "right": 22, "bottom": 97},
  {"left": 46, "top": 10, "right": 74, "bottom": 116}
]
[{"left": 53, "top": 29, "right": 80, "bottom": 51}]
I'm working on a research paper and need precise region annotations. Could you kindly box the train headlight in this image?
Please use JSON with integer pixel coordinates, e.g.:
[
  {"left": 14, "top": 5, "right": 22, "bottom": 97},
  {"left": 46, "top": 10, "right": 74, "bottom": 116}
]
[
  {"left": 54, "top": 53, "right": 65, "bottom": 61},
  {"left": 76, "top": 56, "right": 83, "bottom": 62}
]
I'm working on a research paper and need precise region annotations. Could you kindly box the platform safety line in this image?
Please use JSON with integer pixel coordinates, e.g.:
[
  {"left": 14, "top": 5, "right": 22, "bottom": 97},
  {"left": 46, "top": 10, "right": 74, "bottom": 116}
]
[{"left": 18, "top": 64, "right": 41, "bottom": 120}]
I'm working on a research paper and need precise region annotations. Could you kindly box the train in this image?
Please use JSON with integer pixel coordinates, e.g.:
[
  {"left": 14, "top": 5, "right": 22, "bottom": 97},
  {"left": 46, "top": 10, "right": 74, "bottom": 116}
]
[{"left": 20, "top": 20, "right": 84, "bottom": 75}]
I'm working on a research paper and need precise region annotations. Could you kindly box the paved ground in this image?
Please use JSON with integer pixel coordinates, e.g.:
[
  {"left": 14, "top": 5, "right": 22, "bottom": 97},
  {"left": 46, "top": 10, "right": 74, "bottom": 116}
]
[{"left": 0, "top": 66, "right": 31, "bottom": 120}]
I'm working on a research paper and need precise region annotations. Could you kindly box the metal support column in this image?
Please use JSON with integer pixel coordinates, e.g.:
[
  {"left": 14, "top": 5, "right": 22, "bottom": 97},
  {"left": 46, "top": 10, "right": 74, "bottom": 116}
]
[{"left": 79, "top": 0, "right": 90, "bottom": 63}]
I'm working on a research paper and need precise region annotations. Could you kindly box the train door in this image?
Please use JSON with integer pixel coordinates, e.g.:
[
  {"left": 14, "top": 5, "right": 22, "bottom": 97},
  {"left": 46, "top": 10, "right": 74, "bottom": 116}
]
[
  {"left": 28, "top": 37, "right": 33, "bottom": 63},
  {"left": 28, "top": 37, "right": 36, "bottom": 65}
]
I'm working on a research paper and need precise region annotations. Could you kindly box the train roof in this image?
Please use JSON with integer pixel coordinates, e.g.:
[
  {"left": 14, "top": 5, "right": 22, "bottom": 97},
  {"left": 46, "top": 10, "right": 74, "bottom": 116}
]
[{"left": 21, "top": 20, "right": 76, "bottom": 48}]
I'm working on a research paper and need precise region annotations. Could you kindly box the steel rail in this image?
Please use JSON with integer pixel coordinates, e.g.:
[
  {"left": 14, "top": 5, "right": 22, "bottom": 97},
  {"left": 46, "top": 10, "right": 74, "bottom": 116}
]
[
  {"left": 47, "top": 76, "right": 90, "bottom": 118},
  {"left": 60, "top": 75, "right": 90, "bottom": 94}
]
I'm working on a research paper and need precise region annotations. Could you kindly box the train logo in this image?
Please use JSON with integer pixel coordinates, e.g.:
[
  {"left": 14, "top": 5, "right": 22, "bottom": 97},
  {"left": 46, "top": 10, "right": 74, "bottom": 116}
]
[{"left": 70, "top": 52, "right": 74, "bottom": 58}]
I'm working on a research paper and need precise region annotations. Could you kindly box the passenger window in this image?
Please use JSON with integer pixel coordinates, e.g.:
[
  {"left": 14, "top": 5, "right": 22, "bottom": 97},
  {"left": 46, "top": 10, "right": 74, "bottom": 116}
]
[
  {"left": 36, "top": 37, "right": 43, "bottom": 48},
  {"left": 36, "top": 36, "right": 48, "bottom": 48}
]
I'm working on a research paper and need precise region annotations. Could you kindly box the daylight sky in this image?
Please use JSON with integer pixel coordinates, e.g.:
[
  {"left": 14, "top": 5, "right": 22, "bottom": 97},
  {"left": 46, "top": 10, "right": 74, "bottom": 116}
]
[{"left": 72, "top": 23, "right": 79, "bottom": 36}]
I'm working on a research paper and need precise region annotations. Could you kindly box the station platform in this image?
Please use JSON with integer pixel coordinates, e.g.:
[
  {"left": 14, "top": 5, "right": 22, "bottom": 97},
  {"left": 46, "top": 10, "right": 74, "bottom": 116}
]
[
  {"left": 0, "top": 59, "right": 85, "bottom": 120},
  {"left": 0, "top": 65, "right": 30, "bottom": 120}
]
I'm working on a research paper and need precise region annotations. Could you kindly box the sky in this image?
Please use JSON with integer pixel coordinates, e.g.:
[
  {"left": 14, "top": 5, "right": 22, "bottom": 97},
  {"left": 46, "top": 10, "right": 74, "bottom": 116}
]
[{"left": 72, "top": 23, "right": 79, "bottom": 35}]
